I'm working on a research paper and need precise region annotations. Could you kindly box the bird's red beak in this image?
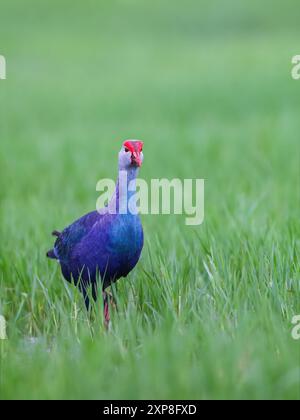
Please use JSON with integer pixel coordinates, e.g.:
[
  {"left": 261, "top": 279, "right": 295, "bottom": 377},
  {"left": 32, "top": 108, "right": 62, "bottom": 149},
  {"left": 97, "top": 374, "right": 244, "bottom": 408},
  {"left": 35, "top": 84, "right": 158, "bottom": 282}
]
[
  {"left": 123, "top": 140, "right": 144, "bottom": 167},
  {"left": 131, "top": 151, "right": 142, "bottom": 167}
]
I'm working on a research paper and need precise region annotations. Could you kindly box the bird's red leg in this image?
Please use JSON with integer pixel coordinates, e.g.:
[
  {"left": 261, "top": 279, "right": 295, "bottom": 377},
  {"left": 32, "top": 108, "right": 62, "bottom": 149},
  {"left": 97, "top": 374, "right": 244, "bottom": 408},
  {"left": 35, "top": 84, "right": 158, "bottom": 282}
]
[
  {"left": 102, "top": 291, "right": 110, "bottom": 329},
  {"left": 106, "top": 288, "right": 118, "bottom": 312}
]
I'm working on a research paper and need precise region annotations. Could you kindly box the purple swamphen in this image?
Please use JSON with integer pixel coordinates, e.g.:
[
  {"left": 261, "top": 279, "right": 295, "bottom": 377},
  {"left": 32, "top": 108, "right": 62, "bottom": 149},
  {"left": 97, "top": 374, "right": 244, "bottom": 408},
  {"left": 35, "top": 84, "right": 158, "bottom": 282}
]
[{"left": 47, "top": 140, "right": 144, "bottom": 326}]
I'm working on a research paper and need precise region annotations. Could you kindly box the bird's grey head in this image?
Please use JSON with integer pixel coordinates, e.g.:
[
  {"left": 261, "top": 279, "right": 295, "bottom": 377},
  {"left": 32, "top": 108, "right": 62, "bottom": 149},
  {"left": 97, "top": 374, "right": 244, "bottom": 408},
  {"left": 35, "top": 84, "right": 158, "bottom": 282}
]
[{"left": 118, "top": 140, "right": 144, "bottom": 171}]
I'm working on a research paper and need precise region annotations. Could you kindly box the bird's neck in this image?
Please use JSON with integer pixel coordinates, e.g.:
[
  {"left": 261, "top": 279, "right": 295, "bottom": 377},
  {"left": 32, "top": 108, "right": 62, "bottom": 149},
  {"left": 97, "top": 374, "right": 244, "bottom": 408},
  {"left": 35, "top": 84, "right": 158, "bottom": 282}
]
[{"left": 109, "top": 167, "right": 139, "bottom": 214}]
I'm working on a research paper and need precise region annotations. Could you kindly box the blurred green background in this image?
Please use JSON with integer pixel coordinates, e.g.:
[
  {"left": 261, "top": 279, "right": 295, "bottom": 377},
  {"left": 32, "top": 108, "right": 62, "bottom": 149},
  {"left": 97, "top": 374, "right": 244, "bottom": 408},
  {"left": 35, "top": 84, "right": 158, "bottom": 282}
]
[{"left": 0, "top": 0, "right": 299, "bottom": 400}]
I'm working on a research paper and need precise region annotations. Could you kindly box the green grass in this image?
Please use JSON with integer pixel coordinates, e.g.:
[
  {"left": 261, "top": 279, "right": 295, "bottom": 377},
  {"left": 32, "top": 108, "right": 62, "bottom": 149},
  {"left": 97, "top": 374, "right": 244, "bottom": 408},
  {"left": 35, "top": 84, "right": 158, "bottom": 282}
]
[{"left": 0, "top": 0, "right": 299, "bottom": 400}]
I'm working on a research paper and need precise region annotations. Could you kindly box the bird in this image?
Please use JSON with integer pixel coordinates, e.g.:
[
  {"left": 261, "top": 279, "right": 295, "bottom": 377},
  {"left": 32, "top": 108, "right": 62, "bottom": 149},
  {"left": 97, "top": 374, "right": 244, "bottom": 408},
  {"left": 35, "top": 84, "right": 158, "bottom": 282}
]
[{"left": 47, "top": 140, "right": 144, "bottom": 326}]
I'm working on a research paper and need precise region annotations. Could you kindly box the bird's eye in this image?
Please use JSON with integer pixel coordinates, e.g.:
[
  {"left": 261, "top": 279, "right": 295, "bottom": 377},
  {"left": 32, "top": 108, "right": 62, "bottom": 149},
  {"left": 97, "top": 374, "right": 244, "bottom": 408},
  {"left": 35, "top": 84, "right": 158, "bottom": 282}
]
[{"left": 124, "top": 147, "right": 129, "bottom": 153}]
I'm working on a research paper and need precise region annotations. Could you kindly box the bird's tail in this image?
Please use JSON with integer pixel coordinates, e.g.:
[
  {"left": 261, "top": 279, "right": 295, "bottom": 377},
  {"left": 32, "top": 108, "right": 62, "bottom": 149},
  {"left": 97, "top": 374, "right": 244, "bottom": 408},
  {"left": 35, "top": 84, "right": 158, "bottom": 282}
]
[
  {"left": 46, "top": 249, "right": 57, "bottom": 259},
  {"left": 46, "top": 230, "right": 61, "bottom": 259},
  {"left": 52, "top": 230, "right": 61, "bottom": 237}
]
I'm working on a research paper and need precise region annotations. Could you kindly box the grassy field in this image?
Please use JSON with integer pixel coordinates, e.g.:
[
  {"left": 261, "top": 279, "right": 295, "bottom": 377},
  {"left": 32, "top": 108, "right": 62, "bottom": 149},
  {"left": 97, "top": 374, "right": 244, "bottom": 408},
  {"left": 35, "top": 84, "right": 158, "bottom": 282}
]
[{"left": 0, "top": 0, "right": 299, "bottom": 400}]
